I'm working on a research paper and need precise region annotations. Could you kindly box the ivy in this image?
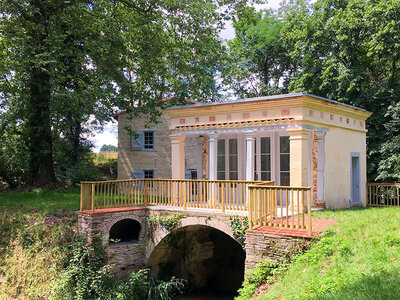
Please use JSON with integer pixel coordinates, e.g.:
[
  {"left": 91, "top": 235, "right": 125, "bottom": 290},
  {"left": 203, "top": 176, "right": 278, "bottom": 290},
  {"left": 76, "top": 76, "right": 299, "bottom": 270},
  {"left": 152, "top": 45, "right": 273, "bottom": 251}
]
[
  {"left": 229, "top": 215, "right": 248, "bottom": 249},
  {"left": 147, "top": 214, "right": 184, "bottom": 241}
]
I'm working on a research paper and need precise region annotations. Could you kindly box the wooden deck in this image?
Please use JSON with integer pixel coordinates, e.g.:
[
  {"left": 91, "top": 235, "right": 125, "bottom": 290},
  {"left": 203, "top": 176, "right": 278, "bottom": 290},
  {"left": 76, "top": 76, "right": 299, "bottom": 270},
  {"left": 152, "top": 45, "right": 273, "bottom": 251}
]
[
  {"left": 80, "top": 178, "right": 314, "bottom": 235},
  {"left": 248, "top": 217, "right": 336, "bottom": 238}
]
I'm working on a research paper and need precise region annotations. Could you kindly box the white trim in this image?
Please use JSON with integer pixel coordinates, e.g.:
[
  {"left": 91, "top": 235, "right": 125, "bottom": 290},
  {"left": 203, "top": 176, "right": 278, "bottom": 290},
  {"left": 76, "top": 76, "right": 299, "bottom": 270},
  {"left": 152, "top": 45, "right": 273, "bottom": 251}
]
[{"left": 171, "top": 124, "right": 328, "bottom": 136}]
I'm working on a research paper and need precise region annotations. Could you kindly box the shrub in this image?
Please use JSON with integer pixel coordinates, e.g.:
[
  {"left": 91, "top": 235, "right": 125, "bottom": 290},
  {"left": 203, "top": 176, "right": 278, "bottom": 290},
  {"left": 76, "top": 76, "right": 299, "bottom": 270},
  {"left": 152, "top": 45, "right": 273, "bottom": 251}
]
[
  {"left": 50, "top": 235, "right": 185, "bottom": 300},
  {"left": 236, "top": 259, "right": 281, "bottom": 300}
]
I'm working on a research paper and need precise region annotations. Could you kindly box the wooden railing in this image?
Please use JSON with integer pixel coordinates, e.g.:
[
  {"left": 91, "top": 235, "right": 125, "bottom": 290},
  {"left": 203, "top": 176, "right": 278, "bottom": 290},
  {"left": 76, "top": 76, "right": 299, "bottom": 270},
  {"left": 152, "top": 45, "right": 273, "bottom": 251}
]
[
  {"left": 248, "top": 184, "right": 312, "bottom": 236},
  {"left": 80, "top": 179, "right": 274, "bottom": 212},
  {"left": 367, "top": 183, "right": 400, "bottom": 206}
]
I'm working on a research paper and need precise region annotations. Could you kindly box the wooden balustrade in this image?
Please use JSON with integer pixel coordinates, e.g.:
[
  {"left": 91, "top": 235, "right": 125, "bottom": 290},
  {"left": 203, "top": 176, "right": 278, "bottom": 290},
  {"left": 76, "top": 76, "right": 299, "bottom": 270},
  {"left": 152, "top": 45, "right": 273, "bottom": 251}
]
[
  {"left": 248, "top": 185, "right": 312, "bottom": 236},
  {"left": 80, "top": 179, "right": 274, "bottom": 212},
  {"left": 367, "top": 183, "right": 400, "bottom": 206}
]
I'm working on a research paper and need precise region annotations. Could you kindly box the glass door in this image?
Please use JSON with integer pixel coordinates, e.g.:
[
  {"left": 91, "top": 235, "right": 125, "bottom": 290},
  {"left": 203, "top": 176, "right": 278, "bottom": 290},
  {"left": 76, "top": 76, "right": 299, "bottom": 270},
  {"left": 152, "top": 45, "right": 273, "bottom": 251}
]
[
  {"left": 254, "top": 137, "right": 272, "bottom": 181},
  {"left": 217, "top": 138, "right": 238, "bottom": 180},
  {"left": 279, "top": 136, "right": 290, "bottom": 186}
]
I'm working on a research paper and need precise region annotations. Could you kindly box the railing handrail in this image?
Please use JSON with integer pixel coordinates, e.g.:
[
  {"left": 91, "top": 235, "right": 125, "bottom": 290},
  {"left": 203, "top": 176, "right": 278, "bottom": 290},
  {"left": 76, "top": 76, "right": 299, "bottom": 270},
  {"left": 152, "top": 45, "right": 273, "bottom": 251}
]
[
  {"left": 367, "top": 182, "right": 400, "bottom": 207},
  {"left": 80, "top": 178, "right": 270, "bottom": 212},
  {"left": 367, "top": 182, "right": 400, "bottom": 186},
  {"left": 81, "top": 179, "right": 275, "bottom": 184},
  {"left": 248, "top": 185, "right": 311, "bottom": 190}
]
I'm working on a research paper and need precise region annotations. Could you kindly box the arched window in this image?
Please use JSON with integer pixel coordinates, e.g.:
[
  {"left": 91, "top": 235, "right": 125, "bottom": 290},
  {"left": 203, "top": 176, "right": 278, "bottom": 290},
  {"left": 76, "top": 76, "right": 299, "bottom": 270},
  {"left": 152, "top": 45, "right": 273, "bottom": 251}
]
[{"left": 109, "top": 219, "right": 141, "bottom": 244}]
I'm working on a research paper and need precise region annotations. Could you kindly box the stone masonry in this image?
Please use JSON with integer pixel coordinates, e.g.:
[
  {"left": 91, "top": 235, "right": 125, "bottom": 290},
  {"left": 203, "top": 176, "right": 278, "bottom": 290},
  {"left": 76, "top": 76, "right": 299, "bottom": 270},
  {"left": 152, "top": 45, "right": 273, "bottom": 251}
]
[
  {"left": 78, "top": 207, "right": 313, "bottom": 279},
  {"left": 117, "top": 112, "right": 201, "bottom": 180},
  {"left": 245, "top": 231, "right": 311, "bottom": 269}
]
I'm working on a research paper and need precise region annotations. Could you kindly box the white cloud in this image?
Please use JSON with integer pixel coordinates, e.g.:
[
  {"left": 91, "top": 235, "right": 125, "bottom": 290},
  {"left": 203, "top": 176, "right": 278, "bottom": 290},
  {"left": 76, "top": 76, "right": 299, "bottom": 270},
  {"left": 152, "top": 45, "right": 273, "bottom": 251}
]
[{"left": 90, "top": 121, "right": 118, "bottom": 153}]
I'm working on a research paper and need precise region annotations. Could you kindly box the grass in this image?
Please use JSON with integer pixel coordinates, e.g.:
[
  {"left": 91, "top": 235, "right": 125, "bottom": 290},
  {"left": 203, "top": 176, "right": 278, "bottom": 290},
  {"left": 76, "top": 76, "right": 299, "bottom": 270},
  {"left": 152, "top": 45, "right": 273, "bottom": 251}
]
[
  {"left": 0, "top": 189, "right": 80, "bottom": 213},
  {"left": 258, "top": 207, "right": 400, "bottom": 300},
  {"left": 0, "top": 190, "right": 79, "bottom": 299}
]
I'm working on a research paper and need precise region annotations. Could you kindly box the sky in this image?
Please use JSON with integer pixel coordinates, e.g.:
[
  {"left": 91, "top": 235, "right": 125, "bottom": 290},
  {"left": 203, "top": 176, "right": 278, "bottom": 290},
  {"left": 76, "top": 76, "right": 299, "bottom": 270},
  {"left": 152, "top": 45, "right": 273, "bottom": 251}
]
[{"left": 90, "top": 1, "right": 284, "bottom": 152}]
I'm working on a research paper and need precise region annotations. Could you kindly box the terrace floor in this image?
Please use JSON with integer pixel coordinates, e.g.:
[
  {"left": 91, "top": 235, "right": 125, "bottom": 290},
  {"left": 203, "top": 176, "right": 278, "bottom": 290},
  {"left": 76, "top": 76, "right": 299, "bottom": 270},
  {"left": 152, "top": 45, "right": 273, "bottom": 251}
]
[{"left": 248, "top": 217, "right": 337, "bottom": 238}]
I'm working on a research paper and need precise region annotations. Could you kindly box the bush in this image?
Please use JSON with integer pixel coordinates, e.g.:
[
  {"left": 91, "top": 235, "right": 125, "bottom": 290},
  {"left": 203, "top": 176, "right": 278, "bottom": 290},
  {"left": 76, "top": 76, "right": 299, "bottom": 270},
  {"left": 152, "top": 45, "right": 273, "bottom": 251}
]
[
  {"left": 50, "top": 235, "right": 185, "bottom": 300},
  {"left": 236, "top": 259, "right": 281, "bottom": 300}
]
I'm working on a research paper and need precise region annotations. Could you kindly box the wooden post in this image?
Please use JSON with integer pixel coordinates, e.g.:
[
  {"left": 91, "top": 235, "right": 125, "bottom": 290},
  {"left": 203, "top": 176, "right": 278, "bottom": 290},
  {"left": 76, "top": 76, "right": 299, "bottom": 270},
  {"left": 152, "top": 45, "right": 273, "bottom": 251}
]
[
  {"left": 183, "top": 181, "right": 187, "bottom": 210},
  {"left": 307, "top": 189, "right": 312, "bottom": 236},
  {"left": 91, "top": 184, "right": 95, "bottom": 212},
  {"left": 248, "top": 187, "right": 253, "bottom": 230},
  {"left": 80, "top": 183, "right": 84, "bottom": 211},
  {"left": 221, "top": 183, "right": 225, "bottom": 213},
  {"left": 144, "top": 180, "right": 148, "bottom": 207}
]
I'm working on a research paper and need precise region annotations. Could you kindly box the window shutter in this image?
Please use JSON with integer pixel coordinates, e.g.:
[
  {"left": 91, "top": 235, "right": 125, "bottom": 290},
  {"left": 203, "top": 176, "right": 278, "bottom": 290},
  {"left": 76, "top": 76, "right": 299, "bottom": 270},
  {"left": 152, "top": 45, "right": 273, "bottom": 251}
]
[
  {"left": 131, "top": 169, "right": 145, "bottom": 179},
  {"left": 131, "top": 131, "right": 144, "bottom": 150},
  {"left": 185, "top": 170, "right": 191, "bottom": 179}
]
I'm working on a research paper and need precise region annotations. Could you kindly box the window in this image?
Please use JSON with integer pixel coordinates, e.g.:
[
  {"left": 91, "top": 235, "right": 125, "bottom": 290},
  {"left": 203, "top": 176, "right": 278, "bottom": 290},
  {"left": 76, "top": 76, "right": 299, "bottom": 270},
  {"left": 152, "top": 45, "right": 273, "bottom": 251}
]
[
  {"left": 280, "top": 136, "right": 290, "bottom": 186},
  {"left": 131, "top": 130, "right": 156, "bottom": 151},
  {"left": 217, "top": 138, "right": 238, "bottom": 180},
  {"left": 217, "top": 140, "right": 226, "bottom": 180},
  {"left": 254, "top": 137, "right": 271, "bottom": 181},
  {"left": 144, "top": 169, "right": 155, "bottom": 179},
  {"left": 144, "top": 131, "right": 154, "bottom": 149},
  {"left": 131, "top": 169, "right": 156, "bottom": 179}
]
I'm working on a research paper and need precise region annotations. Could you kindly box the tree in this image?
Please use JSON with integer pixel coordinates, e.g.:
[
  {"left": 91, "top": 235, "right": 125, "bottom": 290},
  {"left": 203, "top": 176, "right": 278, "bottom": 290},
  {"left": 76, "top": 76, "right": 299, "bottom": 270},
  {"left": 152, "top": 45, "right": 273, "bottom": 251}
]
[
  {"left": 0, "top": 0, "right": 248, "bottom": 187},
  {"left": 223, "top": 0, "right": 400, "bottom": 181},
  {"left": 100, "top": 145, "right": 118, "bottom": 153}
]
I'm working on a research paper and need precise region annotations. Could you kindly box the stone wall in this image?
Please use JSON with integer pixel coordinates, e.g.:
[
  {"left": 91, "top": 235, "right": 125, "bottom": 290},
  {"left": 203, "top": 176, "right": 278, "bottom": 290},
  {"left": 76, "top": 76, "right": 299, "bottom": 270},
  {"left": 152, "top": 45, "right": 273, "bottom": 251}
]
[
  {"left": 245, "top": 231, "right": 311, "bottom": 269},
  {"left": 78, "top": 208, "right": 148, "bottom": 277},
  {"left": 117, "top": 112, "right": 201, "bottom": 180},
  {"left": 78, "top": 208, "right": 312, "bottom": 280},
  {"left": 78, "top": 208, "right": 236, "bottom": 278}
]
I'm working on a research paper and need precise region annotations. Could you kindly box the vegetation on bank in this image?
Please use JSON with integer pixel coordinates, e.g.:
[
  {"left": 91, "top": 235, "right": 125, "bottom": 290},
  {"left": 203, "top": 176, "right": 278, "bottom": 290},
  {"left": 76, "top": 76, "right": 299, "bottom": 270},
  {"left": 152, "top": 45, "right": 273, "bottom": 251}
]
[
  {"left": 0, "top": 191, "right": 184, "bottom": 299},
  {"left": 238, "top": 207, "right": 400, "bottom": 300}
]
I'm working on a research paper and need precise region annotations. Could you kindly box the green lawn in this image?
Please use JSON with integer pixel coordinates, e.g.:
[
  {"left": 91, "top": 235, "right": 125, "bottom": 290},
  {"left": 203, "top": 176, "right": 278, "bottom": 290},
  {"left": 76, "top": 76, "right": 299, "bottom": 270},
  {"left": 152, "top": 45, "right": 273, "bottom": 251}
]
[
  {"left": 0, "top": 189, "right": 80, "bottom": 213},
  {"left": 259, "top": 207, "right": 400, "bottom": 300}
]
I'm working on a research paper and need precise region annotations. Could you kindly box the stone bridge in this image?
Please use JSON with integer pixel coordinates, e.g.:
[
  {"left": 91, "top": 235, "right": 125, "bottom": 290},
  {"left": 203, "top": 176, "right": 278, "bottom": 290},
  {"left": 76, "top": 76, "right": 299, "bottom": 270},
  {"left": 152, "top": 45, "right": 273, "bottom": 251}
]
[{"left": 78, "top": 206, "right": 313, "bottom": 293}]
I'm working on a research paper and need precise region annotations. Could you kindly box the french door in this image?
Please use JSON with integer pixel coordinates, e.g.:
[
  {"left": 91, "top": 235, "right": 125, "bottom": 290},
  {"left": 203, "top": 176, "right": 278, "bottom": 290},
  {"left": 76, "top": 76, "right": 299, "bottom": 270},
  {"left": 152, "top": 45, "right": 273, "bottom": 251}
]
[
  {"left": 217, "top": 138, "right": 238, "bottom": 180},
  {"left": 254, "top": 134, "right": 290, "bottom": 186}
]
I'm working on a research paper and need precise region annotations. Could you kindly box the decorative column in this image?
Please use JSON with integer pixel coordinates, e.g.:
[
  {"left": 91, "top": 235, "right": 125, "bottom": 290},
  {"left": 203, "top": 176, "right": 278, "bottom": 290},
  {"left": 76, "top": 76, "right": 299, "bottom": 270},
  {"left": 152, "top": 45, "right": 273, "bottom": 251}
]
[
  {"left": 287, "top": 128, "right": 310, "bottom": 187},
  {"left": 245, "top": 132, "right": 255, "bottom": 181},
  {"left": 208, "top": 133, "right": 217, "bottom": 180},
  {"left": 315, "top": 131, "right": 326, "bottom": 205},
  {"left": 208, "top": 132, "right": 217, "bottom": 207},
  {"left": 287, "top": 128, "right": 310, "bottom": 212},
  {"left": 170, "top": 135, "right": 186, "bottom": 179}
]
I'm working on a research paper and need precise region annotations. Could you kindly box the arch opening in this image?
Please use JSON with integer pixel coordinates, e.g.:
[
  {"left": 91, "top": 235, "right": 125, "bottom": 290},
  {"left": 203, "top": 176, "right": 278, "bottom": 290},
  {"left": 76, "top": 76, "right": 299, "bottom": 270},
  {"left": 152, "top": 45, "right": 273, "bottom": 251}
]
[
  {"left": 147, "top": 225, "right": 245, "bottom": 297},
  {"left": 109, "top": 219, "right": 141, "bottom": 244}
]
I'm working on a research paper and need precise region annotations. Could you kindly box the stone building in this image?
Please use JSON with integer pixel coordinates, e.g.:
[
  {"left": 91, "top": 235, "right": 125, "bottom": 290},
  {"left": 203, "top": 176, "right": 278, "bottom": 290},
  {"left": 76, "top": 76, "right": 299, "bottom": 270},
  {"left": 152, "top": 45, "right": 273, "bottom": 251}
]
[
  {"left": 116, "top": 93, "right": 371, "bottom": 209},
  {"left": 116, "top": 110, "right": 202, "bottom": 180}
]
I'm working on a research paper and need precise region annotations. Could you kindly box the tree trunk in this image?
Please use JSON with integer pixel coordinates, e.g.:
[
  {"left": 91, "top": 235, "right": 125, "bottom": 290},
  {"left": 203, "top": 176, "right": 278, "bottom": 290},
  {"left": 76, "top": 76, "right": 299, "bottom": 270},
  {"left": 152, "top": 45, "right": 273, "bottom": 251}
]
[{"left": 26, "top": 66, "right": 56, "bottom": 187}]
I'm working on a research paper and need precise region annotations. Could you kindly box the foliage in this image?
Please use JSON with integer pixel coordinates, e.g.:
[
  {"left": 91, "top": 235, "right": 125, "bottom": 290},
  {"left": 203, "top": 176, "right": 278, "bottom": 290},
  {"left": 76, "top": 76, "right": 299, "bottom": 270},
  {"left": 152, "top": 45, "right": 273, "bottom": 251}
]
[
  {"left": 0, "top": 0, "right": 250, "bottom": 188},
  {"left": 50, "top": 236, "right": 185, "bottom": 300},
  {"left": 259, "top": 207, "right": 400, "bottom": 299},
  {"left": 148, "top": 214, "right": 184, "bottom": 232},
  {"left": 0, "top": 209, "right": 77, "bottom": 298},
  {"left": 0, "top": 193, "right": 184, "bottom": 299},
  {"left": 229, "top": 215, "right": 248, "bottom": 249},
  {"left": 100, "top": 145, "right": 118, "bottom": 153},
  {"left": 223, "top": 0, "right": 400, "bottom": 181},
  {"left": 93, "top": 152, "right": 118, "bottom": 181},
  {"left": 236, "top": 259, "right": 283, "bottom": 300}
]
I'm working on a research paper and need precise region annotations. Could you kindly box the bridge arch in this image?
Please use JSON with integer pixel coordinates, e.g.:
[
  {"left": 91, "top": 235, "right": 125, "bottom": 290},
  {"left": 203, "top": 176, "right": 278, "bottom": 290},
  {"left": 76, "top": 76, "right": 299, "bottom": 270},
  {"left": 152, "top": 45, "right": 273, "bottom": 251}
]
[
  {"left": 105, "top": 215, "right": 145, "bottom": 243},
  {"left": 148, "top": 215, "right": 235, "bottom": 251},
  {"left": 147, "top": 223, "right": 245, "bottom": 295}
]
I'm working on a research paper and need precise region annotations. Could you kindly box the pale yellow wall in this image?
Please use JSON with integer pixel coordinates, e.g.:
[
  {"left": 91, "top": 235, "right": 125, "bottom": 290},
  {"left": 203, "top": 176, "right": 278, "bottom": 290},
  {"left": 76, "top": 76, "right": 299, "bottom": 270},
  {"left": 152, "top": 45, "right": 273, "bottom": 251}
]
[
  {"left": 117, "top": 113, "right": 200, "bottom": 179},
  {"left": 324, "top": 127, "right": 367, "bottom": 208}
]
